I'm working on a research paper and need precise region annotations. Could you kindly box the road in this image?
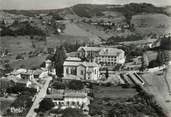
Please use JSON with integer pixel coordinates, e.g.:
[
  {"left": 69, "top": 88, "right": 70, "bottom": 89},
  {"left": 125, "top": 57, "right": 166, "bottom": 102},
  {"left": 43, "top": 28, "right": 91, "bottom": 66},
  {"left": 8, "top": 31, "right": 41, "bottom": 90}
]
[
  {"left": 26, "top": 76, "right": 52, "bottom": 117},
  {"left": 142, "top": 61, "right": 171, "bottom": 117},
  {"left": 164, "top": 61, "right": 171, "bottom": 117}
]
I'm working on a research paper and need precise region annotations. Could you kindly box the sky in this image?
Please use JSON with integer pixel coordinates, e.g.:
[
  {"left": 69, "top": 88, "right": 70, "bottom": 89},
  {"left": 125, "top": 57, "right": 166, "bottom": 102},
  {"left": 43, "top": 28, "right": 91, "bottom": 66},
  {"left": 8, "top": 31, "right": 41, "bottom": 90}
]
[{"left": 0, "top": 0, "right": 171, "bottom": 10}]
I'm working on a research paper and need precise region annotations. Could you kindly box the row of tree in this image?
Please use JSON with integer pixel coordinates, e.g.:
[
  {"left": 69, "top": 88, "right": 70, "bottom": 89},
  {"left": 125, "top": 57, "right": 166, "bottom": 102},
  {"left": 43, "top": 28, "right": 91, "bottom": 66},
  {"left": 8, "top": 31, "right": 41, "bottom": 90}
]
[
  {"left": 0, "top": 21, "right": 46, "bottom": 36},
  {"left": 52, "top": 80, "right": 84, "bottom": 90},
  {"left": 106, "top": 34, "right": 143, "bottom": 45},
  {"left": 37, "top": 98, "right": 85, "bottom": 117}
]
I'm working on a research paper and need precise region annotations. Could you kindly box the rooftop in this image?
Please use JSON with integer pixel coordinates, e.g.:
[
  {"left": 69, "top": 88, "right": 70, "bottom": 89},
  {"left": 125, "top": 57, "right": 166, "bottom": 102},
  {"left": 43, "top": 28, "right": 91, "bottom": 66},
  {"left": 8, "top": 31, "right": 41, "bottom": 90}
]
[
  {"left": 65, "top": 57, "right": 81, "bottom": 62},
  {"left": 77, "top": 46, "right": 102, "bottom": 52},
  {"left": 10, "top": 78, "right": 29, "bottom": 84},
  {"left": 45, "top": 94, "right": 64, "bottom": 99},
  {"left": 33, "top": 69, "right": 43, "bottom": 75},
  {"left": 81, "top": 62, "right": 99, "bottom": 67},
  {"left": 99, "top": 48, "right": 124, "bottom": 56},
  {"left": 46, "top": 89, "right": 87, "bottom": 99},
  {"left": 63, "top": 61, "right": 82, "bottom": 66}
]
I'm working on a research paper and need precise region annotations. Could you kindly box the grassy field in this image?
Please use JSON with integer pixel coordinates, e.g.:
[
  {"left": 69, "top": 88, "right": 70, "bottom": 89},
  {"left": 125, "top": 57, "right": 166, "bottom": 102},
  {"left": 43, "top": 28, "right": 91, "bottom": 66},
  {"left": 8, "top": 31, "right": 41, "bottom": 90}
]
[
  {"left": 132, "top": 13, "right": 171, "bottom": 35},
  {"left": 93, "top": 86, "right": 137, "bottom": 99},
  {"left": 0, "top": 99, "right": 15, "bottom": 116},
  {"left": 0, "top": 25, "right": 94, "bottom": 69}
]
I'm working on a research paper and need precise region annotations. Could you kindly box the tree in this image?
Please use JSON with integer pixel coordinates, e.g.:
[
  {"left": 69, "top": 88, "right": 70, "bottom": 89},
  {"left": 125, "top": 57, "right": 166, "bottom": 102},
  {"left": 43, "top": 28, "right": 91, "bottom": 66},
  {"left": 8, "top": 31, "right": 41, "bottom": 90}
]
[
  {"left": 16, "top": 54, "right": 24, "bottom": 60},
  {"left": 11, "top": 95, "right": 32, "bottom": 110},
  {"left": 140, "top": 52, "right": 149, "bottom": 71},
  {"left": 61, "top": 108, "right": 85, "bottom": 117},
  {"left": 148, "top": 60, "right": 158, "bottom": 68},
  {"left": 68, "top": 80, "right": 84, "bottom": 90},
  {"left": 160, "top": 36, "right": 171, "bottom": 50},
  {"left": 3, "top": 63, "right": 13, "bottom": 73},
  {"left": 52, "top": 81, "right": 66, "bottom": 89},
  {"left": 38, "top": 98, "right": 55, "bottom": 112},
  {"left": 53, "top": 45, "right": 67, "bottom": 77},
  {"left": 105, "top": 68, "right": 109, "bottom": 79},
  {"left": 156, "top": 50, "right": 169, "bottom": 66},
  {"left": 7, "top": 86, "right": 37, "bottom": 96},
  {"left": 40, "top": 62, "right": 45, "bottom": 68}
]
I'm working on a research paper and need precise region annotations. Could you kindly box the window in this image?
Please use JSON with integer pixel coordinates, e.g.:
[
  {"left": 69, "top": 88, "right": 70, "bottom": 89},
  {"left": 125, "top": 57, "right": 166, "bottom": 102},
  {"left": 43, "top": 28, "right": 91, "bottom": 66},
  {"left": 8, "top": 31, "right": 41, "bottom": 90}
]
[
  {"left": 66, "top": 68, "right": 69, "bottom": 74},
  {"left": 71, "top": 67, "right": 77, "bottom": 75},
  {"left": 72, "top": 101, "right": 75, "bottom": 105},
  {"left": 81, "top": 70, "right": 84, "bottom": 75},
  {"left": 66, "top": 101, "right": 69, "bottom": 106}
]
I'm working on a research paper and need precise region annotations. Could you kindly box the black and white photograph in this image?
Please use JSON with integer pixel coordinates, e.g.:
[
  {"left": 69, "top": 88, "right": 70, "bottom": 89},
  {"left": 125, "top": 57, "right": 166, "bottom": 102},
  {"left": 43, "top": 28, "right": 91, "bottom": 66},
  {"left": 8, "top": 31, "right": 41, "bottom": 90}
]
[{"left": 0, "top": 0, "right": 171, "bottom": 117}]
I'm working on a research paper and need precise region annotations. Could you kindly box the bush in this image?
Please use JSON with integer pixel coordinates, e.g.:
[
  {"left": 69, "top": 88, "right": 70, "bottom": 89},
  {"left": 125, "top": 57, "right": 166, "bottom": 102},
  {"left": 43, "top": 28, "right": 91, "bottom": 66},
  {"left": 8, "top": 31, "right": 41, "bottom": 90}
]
[
  {"left": 0, "top": 22, "right": 45, "bottom": 36},
  {"left": 52, "top": 81, "right": 66, "bottom": 89},
  {"left": 11, "top": 95, "right": 33, "bottom": 109},
  {"left": 106, "top": 34, "right": 143, "bottom": 45},
  {"left": 68, "top": 80, "right": 84, "bottom": 90},
  {"left": 16, "top": 54, "right": 24, "bottom": 60},
  {"left": 148, "top": 60, "right": 158, "bottom": 68},
  {"left": 7, "top": 86, "right": 37, "bottom": 96},
  {"left": 37, "top": 98, "right": 55, "bottom": 112},
  {"left": 61, "top": 108, "right": 85, "bottom": 117}
]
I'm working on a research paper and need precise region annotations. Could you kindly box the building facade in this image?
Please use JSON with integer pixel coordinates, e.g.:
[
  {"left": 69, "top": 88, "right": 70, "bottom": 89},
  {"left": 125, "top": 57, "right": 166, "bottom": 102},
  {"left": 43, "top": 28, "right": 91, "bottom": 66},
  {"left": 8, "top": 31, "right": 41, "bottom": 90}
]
[
  {"left": 77, "top": 46, "right": 125, "bottom": 66},
  {"left": 95, "top": 48, "right": 125, "bottom": 66},
  {"left": 63, "top": 57, "right": 100, "bottom": 81},
  {"left": 77, "top": 46, "right": 101, "bottom": 62},
  {"left": 45, "top": 90, "right": 90, "bottom": 111}
]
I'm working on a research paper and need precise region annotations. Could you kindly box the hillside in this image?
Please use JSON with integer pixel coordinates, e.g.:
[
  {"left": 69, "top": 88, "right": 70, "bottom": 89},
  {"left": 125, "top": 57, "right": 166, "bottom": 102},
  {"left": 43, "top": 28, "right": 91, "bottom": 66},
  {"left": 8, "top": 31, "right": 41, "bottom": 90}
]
[
  {"left": 165, "top": 6, "right": 171, "bottom": 16},
  {"left": 2, "top": 3, "right": 168, "bottom": 18}
]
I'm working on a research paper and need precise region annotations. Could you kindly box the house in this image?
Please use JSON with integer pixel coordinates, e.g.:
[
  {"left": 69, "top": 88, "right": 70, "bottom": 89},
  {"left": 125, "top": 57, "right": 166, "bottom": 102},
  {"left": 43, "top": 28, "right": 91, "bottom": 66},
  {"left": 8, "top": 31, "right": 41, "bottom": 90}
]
[
  {"left": 77, "top": 46, "right": 125, "bottom": 67},
  {"left": 0, "top": 78, "right": 15, "bottom": 96},
  {"left": 77, "top": 46, "right": 102, "bottom": 62},
  {"left": 63, "top": 57, "right": 100, "bottom": 81},
  {"left": 20, "top": 70, "right": 33, "bottom": 80},
  {"left": 10, "top": 78, "right": 32, "bottom": 87},
  {"left": 33, "top": 69, "right": 43, "bottom": 79},
  {"left": 45, "top": 89, "right": 90, "bottom": 111},
  {"left": 11, "top": 69, "right": 33, "bottom": 80},
  {"left": 94, "top": 48, "right": 125, "bottom": 66},
  {"left": 11, "top": 68, "right": 46, "bottom": 80},
  {"left": 45, "top": 59, "right": 56, "bottom": 75}
]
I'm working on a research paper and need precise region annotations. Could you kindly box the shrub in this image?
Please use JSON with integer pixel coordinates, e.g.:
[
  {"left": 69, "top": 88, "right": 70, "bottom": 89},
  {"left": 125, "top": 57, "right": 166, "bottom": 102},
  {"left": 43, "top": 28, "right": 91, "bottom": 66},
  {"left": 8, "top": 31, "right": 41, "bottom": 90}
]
[
  {"left": 37, "top": 98, "right": 55, "bottom": 112},
  {"left": 52, "top": 81, "right": 66, "bottom": 89},
  {"left": 68, "top": 80, "right": 84, "bottom": 90}
]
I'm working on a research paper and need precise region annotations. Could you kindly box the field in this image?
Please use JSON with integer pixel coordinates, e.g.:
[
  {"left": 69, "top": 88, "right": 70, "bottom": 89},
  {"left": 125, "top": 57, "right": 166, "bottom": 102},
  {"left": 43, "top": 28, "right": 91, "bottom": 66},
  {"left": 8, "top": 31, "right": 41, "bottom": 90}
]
[
  {"left": 0, "top": 101, "right": 12, "bottom": 115},
  {"left": 93, "top": 86, "right": 137, "bottom": 99},
  {"left": 132, "top": 13, "right": 171, "bottom": 35},
  {"left": 0, "top": 22, "right": 98, "bottom": 69},
  {"left": 0, "top": 97, "right": 16, "bottom": 116}
]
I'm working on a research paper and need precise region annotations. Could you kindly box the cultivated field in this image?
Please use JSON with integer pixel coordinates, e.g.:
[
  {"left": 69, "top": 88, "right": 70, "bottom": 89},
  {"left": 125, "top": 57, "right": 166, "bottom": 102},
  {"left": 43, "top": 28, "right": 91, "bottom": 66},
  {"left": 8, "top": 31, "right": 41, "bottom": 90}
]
[
  {"left": 132, "top": 13, "right": 171, "bottom": 35},
  {"left": 93, "top": 86, "right": 137, "bottom": 99}
]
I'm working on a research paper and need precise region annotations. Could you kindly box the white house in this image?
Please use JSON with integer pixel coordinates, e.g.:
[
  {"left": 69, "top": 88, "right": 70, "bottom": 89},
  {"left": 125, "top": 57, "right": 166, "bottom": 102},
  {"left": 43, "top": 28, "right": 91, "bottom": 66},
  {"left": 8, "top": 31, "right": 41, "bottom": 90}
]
[
  {"left": 45, "top": 90, "right": 90, "bottom": 111},
  {"left": 77, "top": 46, "right": 125, "bottom": 67},
  {"left": 77, "top": 46, "right": 102, "bottom": 62},
  {"left": 95, "top": 48, "right": 125, "bottom": 66},
  {"left": 63, "top": 57, "right": 100, "bottom": 81}
]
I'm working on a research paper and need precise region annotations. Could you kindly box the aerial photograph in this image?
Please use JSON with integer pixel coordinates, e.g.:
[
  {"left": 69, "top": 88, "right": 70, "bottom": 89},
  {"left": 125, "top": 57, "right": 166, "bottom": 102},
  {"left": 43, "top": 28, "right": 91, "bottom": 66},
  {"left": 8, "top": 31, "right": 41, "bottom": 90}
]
[{"left": 0, "top": 0, "right": 171, "bottom": 117}]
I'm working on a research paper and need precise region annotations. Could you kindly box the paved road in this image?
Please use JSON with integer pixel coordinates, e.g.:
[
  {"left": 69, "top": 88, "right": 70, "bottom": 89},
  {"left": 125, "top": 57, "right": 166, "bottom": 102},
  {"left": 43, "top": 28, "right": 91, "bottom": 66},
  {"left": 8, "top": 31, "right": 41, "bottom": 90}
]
[
  {"left": 142, "top": 61, "right": 171, "bottom": 117},
  {"left": 26, "top": 77, "right": 52, "bottom": 117},
  {"left": 164, "top": 61, "right": 171, "bottom": 117}
]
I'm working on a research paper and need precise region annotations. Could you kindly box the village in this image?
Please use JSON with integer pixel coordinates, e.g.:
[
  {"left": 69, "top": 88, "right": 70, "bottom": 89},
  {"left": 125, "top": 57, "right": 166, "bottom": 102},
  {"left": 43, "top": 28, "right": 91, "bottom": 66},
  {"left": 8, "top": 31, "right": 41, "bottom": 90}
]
[
  {"left": 1, "top": 2, "right": 171, "bottom": 117},
  {"left": 1, "top": 34, "right": 171, "bottom": 117}
]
